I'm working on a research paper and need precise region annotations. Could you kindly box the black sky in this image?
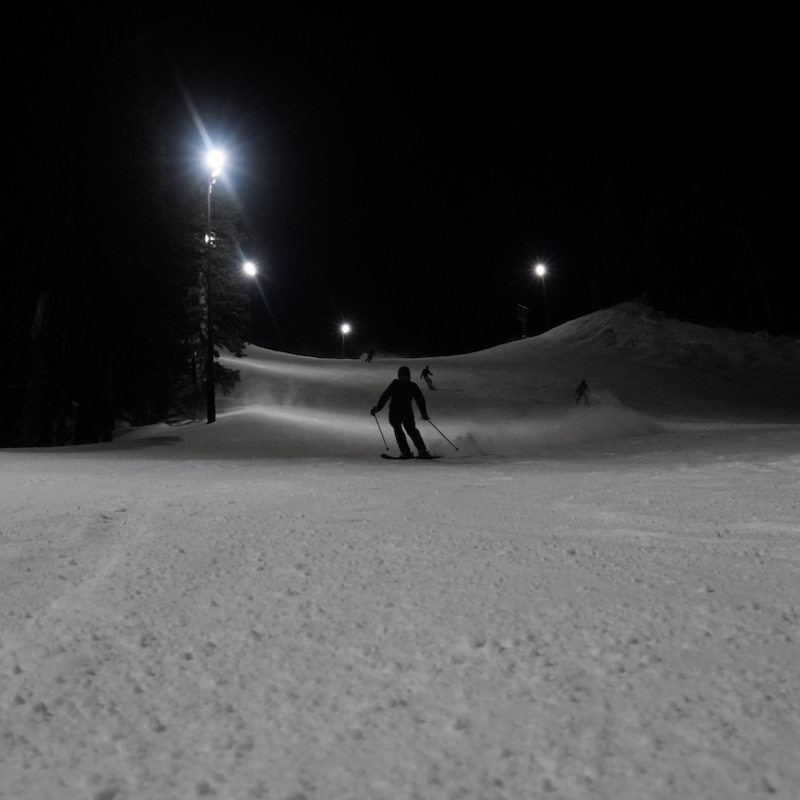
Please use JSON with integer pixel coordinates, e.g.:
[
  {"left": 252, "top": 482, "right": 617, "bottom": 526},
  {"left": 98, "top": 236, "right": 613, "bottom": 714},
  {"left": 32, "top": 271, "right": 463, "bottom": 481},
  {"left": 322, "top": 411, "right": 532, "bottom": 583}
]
[{"left": 26, "top": 4, "right": 799, "bottom": 357}]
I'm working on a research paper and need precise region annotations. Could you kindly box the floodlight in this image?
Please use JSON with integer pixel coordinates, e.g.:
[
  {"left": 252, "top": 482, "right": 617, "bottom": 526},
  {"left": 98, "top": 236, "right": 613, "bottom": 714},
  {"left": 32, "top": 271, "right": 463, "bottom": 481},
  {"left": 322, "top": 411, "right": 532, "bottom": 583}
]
[{"left": 206, "top": 148, "right": 226, "bottom": 177}]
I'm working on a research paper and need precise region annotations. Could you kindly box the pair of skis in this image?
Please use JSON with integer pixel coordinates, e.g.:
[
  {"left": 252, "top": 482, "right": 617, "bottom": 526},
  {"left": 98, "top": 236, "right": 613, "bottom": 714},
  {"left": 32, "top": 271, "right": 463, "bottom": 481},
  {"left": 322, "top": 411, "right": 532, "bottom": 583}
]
[{"left": 380, "top": 453, "right": 442, "bottom": 460}]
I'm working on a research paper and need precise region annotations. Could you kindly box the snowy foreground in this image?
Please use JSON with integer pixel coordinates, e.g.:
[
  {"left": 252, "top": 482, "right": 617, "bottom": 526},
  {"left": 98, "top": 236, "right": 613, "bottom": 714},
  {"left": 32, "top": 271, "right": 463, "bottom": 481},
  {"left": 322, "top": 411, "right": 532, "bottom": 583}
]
[{"left": 2, "top": 304, "right": 799, "bottom": 800}]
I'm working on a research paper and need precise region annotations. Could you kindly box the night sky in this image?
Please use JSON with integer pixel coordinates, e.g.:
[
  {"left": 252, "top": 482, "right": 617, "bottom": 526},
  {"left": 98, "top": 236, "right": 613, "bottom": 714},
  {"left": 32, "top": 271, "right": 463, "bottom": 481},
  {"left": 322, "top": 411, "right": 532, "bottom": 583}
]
[{"left": 22, "top": 5, "right": 798, "bottom": 357}]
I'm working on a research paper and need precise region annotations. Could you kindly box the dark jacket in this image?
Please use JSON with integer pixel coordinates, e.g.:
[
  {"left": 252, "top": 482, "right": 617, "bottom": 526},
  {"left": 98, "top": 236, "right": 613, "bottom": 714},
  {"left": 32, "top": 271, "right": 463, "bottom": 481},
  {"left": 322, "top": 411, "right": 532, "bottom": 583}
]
[{"left": 375, "top": 379, "right": 428, "bottom": 419}]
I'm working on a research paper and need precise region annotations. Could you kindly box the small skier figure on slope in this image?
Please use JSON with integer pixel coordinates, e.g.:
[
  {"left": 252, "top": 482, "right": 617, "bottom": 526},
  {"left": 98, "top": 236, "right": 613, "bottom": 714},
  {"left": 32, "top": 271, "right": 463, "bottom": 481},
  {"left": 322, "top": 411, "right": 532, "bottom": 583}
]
[
  {"left": 365, "top": 348, "right": 375, "bottom": 363},
  {"left": 421, "top": 365, "right": 435, "bottom": 390},
  {"left": 575, "top": 379, "right": 590, "bottom": 405},
  {"left": 371, "top": 366, "right": 433, "bottom": 459}
]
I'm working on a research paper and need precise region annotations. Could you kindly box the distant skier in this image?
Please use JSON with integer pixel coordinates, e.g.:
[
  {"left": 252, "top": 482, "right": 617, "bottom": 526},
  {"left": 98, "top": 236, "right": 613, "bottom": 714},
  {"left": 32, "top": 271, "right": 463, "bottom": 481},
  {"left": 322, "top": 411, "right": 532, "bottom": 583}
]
[
  {"left": 421, "top": 365, "right": 436, "bottom": 390},
  {"left": 365, "top": 348, "right": 376, "bottom": 363},
  {"left": 575, "top": 379, "right": 590, "bottom": 405},
  {"left": 371, "top": 366, "right": 433, "bottom": 459}
]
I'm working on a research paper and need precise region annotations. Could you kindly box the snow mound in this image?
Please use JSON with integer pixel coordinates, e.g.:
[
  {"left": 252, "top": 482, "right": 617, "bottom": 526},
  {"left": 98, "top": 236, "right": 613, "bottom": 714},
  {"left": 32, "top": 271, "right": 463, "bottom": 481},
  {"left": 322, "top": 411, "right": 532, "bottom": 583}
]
[
  {"left": 81, "top": 301, "right": 794, "bottom": 459},
  {"left": 454, "top": 405, "right": 664, "bottom": 456}
]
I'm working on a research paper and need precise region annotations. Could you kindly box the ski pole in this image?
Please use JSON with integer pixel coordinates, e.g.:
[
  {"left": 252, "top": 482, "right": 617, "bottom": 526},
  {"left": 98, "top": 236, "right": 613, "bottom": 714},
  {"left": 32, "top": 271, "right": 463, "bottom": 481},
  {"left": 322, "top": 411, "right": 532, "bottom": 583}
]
[
  {"left": 427, "top": 419, "right": 459, "bottom": 450},
  {"left": 374, "top": 414, "right": 389, "bottom": 450}
]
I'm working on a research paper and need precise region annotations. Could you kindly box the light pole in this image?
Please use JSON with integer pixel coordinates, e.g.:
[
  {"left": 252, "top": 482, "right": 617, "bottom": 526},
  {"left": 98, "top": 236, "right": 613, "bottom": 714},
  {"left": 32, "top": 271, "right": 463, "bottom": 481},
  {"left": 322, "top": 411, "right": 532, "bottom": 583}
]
[
  {"left": 204, "top": 148, "right": 225, "bottom": 424},
  {"left": 340, "top": 323, "right": 351, "bottom": 358},
  {"left": 243, "top": 261, "right": 257, "bottom": 344},
  {"left": 534, "top": 263, "right": 549, "bottom": 330}
]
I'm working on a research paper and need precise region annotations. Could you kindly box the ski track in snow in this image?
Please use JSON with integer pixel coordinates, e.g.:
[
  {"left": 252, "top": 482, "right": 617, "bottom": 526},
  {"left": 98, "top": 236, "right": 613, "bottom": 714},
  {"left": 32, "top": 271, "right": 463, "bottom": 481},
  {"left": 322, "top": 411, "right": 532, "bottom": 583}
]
[{"left": 1, "top": 305, "right": 799, "bottom": 800}]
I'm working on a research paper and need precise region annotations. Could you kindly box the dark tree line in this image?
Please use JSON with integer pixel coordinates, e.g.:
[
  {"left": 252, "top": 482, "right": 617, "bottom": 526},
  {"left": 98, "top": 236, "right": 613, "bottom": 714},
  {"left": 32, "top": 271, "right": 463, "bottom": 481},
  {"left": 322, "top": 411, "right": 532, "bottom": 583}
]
[
  {"left": 583, "top": 40, "right": 795, "bottom": 336},
  {"left": 2, "top": 10, "right": 249, "bottom": 447},
  {"left": 586, "top": 164, "right": 792, "bottom": 334}
]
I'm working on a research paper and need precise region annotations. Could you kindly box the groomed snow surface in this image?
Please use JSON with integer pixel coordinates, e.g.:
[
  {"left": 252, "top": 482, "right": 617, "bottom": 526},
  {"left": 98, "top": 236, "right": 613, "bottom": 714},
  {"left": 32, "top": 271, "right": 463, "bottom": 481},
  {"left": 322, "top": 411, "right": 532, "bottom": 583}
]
[{"left": 2, "top": 303, "right": 799, "bottom": 800}]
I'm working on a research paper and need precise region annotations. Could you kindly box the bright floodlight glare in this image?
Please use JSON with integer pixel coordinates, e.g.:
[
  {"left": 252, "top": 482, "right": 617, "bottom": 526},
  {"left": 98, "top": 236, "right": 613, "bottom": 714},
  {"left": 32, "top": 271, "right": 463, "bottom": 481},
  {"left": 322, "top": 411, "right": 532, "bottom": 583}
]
[
  {"left": 206, "top": 148, "right": 226, "bottom": 177},
  {"left": 534, "top": 263, "right": 546, "bottom": 277},
  {"left": 243, "top": 261, "right": 257, "bottom": 277},
  {"left": 341, "top": 324, "right": 351, "bottom": 334}
]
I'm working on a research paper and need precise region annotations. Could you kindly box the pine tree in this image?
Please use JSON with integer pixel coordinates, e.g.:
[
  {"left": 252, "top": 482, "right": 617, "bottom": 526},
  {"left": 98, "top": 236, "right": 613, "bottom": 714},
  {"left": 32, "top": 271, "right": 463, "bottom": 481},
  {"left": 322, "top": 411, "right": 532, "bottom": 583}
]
[{"left": 170, "top": 181, "right": 251, "bottom": 420}]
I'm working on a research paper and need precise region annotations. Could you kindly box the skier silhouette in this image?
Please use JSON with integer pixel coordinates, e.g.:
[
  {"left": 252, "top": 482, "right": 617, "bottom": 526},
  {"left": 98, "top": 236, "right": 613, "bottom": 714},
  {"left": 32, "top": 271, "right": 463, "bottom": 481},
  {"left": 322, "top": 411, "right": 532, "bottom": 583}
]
[
  {"left": 575, "top": 379, "right": 590, "bottom": 405},
  {"left": 421, "top": 365, "right": 435, "bottom": 390},
  {"left": 371, "top": 366, "right": 432, "bottom": 459},
  {"left": 365, "top": 348, "right": 375, "bottom": 363}
]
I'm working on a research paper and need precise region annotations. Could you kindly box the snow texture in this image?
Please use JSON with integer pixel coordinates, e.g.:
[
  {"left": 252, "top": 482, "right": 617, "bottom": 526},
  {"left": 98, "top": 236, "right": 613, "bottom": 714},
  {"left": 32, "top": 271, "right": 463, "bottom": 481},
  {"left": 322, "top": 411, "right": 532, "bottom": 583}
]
[{"left": 1, "top": 303, "right": 799, "bottom": 799}]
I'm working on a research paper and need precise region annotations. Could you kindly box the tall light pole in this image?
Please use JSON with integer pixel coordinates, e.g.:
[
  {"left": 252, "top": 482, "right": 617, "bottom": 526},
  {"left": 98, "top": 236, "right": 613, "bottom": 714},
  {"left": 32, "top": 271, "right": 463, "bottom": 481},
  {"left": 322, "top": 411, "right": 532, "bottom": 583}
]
[
  {"left": 534, "top": 263, "right": 549, "bottom": 331},
  {"left": 204, "top": 148, "right": 225, "bottom": 424},
  {"left": 340, "top": 323, "right": 351, "bottom": 358}
]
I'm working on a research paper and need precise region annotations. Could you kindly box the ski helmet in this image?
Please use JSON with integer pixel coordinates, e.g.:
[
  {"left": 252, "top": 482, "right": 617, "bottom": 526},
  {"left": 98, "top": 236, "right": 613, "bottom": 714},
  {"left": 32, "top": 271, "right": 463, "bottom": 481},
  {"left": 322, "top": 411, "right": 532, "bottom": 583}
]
[{"left": 398, "top": 366, "right": 411, "bottom": 378}]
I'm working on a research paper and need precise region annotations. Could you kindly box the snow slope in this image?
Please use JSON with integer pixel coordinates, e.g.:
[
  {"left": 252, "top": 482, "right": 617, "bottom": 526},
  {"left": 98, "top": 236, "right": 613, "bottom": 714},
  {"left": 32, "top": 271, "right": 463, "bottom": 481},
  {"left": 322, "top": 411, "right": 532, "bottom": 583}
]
[{"left": 1, "top": 303, "right": 799, "bottom": 800}]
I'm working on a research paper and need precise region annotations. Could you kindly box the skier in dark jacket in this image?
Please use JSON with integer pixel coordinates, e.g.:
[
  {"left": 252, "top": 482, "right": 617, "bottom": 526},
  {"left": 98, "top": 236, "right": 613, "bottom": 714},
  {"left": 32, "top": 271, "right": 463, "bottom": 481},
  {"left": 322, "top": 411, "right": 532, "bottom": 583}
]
[
  {"left": 371, "top": 366, "right": 433, "bottom": 459},
  {"left": 575, "top": 379, "right": 590, "bottom": 405}
]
